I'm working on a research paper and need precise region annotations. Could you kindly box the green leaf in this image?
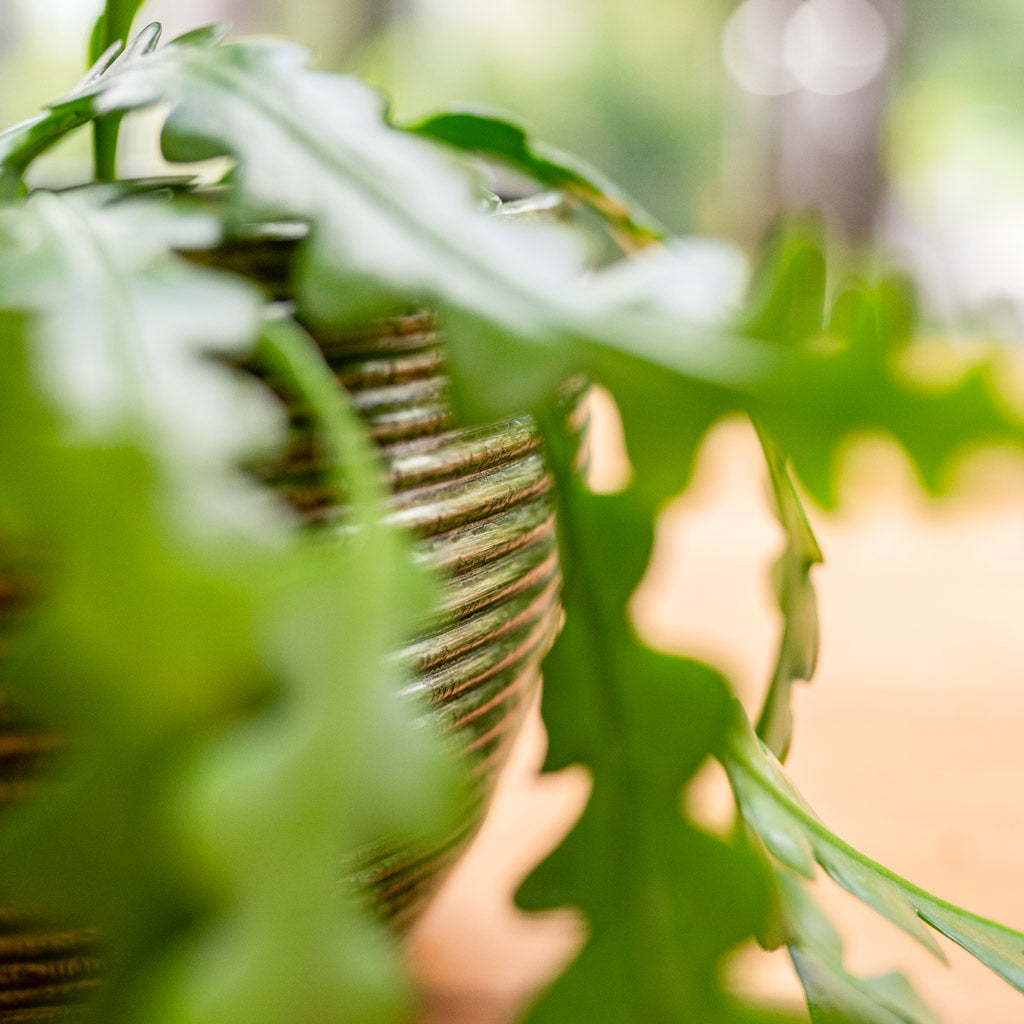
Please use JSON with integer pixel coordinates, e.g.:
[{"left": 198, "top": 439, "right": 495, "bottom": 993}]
[
  {"left": 792, "top": 949, "right": 933, "bottom": 1024},
  {"left": 741, "top": 228, "right": 1023, "bottom": 770},
  {"left": 779, "top": 872, "right": 942, "bottom": 1024},
  {"left": 8, "top": 33, "right": 1024, "bottom": 522},
  {"left": 0, "top": 188, "right": 271, "bottom": 529},
  {"left": 90, "top": 0, "right": 151, "bottom": 180},
  {"left": 149, "top": 498, "right": 454, "bottom": 1024},
  {"left": 0, "top": 23, "right": 163, "bottom": 180},
  {"left": 3, "top": 26, "right": 771, "bottom": 431},
  {"left": 725, "top": 712, "right": 1024, "bottom": 994},
  {"left": 742, "top": 231, "right": 1024, "bottom": 508},
  {"left": 0, "top": 315, "right": 270, "bottom": 1020},
  {"left": 744, "top": 223, "right": 829, "bottom": 349},
  {"left": 515, "top": 411, "right": 785, "bottom": 1024},
  {"left": 90, "top": 0, "right": 149, "bottom": 66},
  {"left": 754, "top": 430, "right": 823, "bottom": 760},
  {"left": 737, "top": 228, "right": 829, "bottom": 758},
  {"left": 0, "top": 190, "right": 458, "bottom": 1024},
  {"left": 408, "top": 109, "right": 667, "bottom": 251}
]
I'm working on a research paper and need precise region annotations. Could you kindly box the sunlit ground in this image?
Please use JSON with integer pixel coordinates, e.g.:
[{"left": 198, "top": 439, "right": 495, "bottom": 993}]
[{"left": 408, "top": 411, "right": 1024, "bottom": 1024}]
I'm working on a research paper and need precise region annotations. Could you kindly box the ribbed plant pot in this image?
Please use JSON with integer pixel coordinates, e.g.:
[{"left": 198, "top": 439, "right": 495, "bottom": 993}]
[
  {"left": 261, "top": 308, "right": 570, "bottom": 922},
  {"left": 0, "top": 275, "right": 575, "bottom": 1018}
]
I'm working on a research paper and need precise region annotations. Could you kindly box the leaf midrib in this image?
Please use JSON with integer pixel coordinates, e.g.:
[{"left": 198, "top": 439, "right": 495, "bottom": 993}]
[{"left": 727, "top": 729, "right": 1024, "bottom": 952}]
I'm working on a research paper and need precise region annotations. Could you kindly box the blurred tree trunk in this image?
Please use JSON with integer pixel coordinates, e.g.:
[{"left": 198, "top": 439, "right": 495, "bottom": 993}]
[
  {"left": 722, "top": 0, "right": 906, "bottom": 245},
  {"left": 276, "top": 0, "right": 410, "bottom": 68}
]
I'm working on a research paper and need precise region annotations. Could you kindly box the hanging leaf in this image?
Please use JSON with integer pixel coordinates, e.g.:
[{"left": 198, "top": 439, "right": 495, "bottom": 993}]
[
  {"left": 753, "top": 430, "right": 823, "bottom": 761},
  {"left": 779, "top": 874, "right": 942, "bottom": 1024},
  {"left": 725, "top": 712, "right": 1024, "bottom": 997},
  {"left": 0, "top": 190, "right": 458, "bottom": 1024},
  {"left": 513, "top": 411, "right": 793, "bottom": 1024}
]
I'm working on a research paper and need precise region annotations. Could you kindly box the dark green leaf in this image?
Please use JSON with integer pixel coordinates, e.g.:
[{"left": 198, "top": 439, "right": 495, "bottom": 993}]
[
  {"left": 516, "top": 412, "right": 782, "bottom": 1023},
  {"left": 409, "top": 109, "right": 666, "bottom": 251}
]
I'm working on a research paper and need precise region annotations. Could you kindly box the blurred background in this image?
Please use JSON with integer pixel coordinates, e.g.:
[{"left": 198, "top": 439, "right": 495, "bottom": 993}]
[
  {"left": 4, "top": 2, "right": 1024, "bottom": 1022},
  {"left": 6, "top": 0, "right": 1024, "bottom": 331}
]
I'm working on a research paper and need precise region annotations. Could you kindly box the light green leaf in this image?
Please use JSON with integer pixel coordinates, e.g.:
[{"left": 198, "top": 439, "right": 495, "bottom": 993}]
[
  {"left": 7, "top": 33, "right": 1024, "bottom": 521},
  {"left": 791, "top": 948, "right": 940, "bottom": 1024},
  {"left": 0, "top": 315, "right": 271, "bottom": 1020},
  {"left": 0, "top": 188, "right": 458, "bottom": 1024},
  {"left": 742, "top": 227, "right": 1023, "bottom": 768},
  {"left": 1, "top": 25, "right": 771, "bottom": 431},
  {"left": 0, "top": 188, "right": 273, "bottom": 531},
  {"left": 754, "top": 430, "right": 823, "bottom": 760},
  {"left": 780, "top": 873, "right": 942, "bottom": 1024},
  {"left": 728, "top": 768, "right": 817, "bottom": 882},
  {"left": 914, "top": 903, "right": 1024, "bottom": 993},
  {"left": 0, "top": 23, "right": 163, "bottom": 180},
  {"left": 4, "top": 32, "right": 1024, "bottom": 1024},
  {"left": 89, "top": 1, "right": 150, "bottom": 66},
  {"left": 743, "top": 229, "right": 1024, "bottom": 509},
  {"left": 725, "top": 712, "right": 1024, "bottom": 992},
  {"left": 744, "top": 224, "right": 828, "bottom": 350}
]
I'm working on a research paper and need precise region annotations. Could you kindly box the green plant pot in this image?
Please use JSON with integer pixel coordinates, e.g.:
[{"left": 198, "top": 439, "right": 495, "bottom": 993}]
[{"left": 0, "top": 251, "right": 574, "bottom": 1016}]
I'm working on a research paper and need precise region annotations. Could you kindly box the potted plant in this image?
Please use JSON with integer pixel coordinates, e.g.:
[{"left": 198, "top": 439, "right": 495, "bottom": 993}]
[{"left": 1, "top": 4, "right": 1024, "bottom": 1024}]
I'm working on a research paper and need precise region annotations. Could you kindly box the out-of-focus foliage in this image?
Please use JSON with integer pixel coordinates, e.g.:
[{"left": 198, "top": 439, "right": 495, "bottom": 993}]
[
  {"left": 752, "top": 431, "right": 822, "bottom": 762},
  {"left": 0, "top": 178, "right": 459, "bottom": 1024},
  {"left": 374, "top": 0, "right": 736, "bottom": 235},
  {"left": 13, "top": 0, "right": 1024, "bottom": 265},
  {"left": 2, "top": 13, "right": 1024, "bottom": 1024}
]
